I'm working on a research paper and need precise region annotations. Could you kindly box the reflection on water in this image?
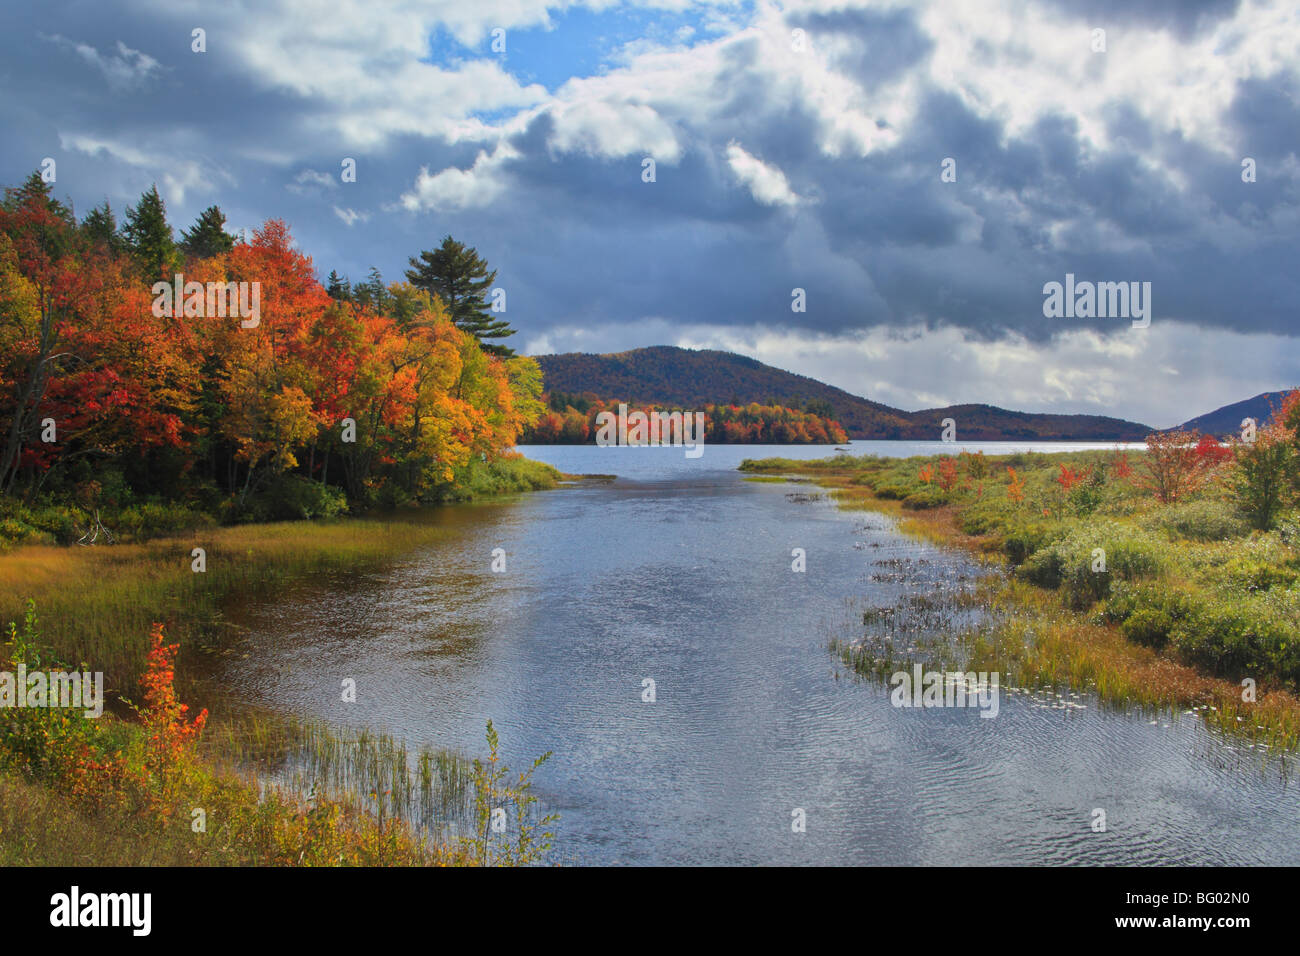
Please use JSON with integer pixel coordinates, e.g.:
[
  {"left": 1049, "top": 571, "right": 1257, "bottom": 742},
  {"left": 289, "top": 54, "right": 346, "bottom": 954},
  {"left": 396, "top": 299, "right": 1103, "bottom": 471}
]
[{"left": 211, "top": 443, "right": 1300, "bottom": 865}]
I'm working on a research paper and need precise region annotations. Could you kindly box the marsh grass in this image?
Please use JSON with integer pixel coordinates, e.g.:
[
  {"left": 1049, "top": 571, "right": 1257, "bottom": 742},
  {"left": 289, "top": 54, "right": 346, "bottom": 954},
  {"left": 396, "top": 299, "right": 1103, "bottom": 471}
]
[
  {"left": 201, "top": 710, "right": 477, "bottom": 842},
  {"left": 751, "top": 452, "right": 1300, "bottom": 754},
  {"left": 0, "top": 518, "right": 456, "bottom": 695}
]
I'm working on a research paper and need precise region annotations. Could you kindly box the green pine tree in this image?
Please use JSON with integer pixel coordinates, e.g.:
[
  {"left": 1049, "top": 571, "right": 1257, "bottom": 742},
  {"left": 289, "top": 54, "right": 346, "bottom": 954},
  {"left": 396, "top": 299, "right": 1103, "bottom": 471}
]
[
  {"left": 79, "top": 201, "right": 123, "bottom": 255},
  {"left": 405, "top": 236, "right": 516, "bottom": 356},
  {"left": 178, "top": 205, "right": 236, "bottom": 259},
  {"left": 325, "top": 269, "right": 351, "bottom": 300},
  {"left": 121, "top": 184, "right": 178, "bottom": 281},
  {"left": 352, "top": 266, "right": 389, "bottom": 313}
]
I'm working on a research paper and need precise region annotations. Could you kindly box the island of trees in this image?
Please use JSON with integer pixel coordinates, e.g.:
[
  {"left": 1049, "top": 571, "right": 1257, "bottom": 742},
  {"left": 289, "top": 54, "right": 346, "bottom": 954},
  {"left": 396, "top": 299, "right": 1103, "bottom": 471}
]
[{"left": 523, "top": 392, "right": 851, "bottom": 444}]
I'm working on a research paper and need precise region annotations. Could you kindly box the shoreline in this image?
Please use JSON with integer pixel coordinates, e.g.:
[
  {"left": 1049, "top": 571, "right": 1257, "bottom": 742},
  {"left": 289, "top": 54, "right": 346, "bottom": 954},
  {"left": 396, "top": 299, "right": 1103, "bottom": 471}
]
[{"left": 739, "top": 451, "right": 1300, "bottom": 754}]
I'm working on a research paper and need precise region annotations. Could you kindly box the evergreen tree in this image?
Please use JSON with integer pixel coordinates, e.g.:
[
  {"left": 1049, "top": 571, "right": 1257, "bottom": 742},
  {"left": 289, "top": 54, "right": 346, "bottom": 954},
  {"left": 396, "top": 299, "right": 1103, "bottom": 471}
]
[
  {"left": 2, "top": 171, "right": 74, "bottom": 222},
  {"left": 178, "top": 204, "right": 235, "bottom": 259},
  {"left": 405, "top": 236, "right": 515, "bottom": 356},
  {"left": 325, "top": 269, "right": 351, "bottom": 300},
  {"left": 121, "top": 184, "right": 177, "bottom": 281},
  {"left": 352, "top": 266, "right": 389, "bottom": 313},
  {"left": 80, "top": 201, "right": 123, "bottom": 255}
]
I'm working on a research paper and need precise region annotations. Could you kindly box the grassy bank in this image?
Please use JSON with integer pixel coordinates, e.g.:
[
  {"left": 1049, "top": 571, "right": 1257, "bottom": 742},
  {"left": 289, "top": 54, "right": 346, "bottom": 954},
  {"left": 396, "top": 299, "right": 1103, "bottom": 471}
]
[
  {"left": 0, "top": 609, "right": 556, "bottom": 866},
  {"left": 741, "top": 445, "right": 1300, "bottom": 751},
  {"left": 0, "top": 456, "right": 564, "bottom": 866},
  {"left": 0, "top": 455, "right": 563, "bottom": 695}
]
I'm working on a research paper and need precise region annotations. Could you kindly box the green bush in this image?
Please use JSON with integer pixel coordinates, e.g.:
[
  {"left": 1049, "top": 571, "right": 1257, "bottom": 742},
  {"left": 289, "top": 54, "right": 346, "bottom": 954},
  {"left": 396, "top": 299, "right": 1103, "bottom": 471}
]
[
  {"left": 958, "top": 501, "right": 1012, "bottom": 536},
  {"left": 267, "top": 476, "right": 349, "bottom": 520},
  {"left": 0, "top": 503, "right": 90, "bottom": 546},
  {"left": 1002, "top": 521, "right": 1056, "bottom": 566},
  {"left": 1171, "top": 592, "right": 1300, "bottom": 687},
  {"left": 1155, "top": 500, "right": 1250, "bottom": 542},
  {"left": 1222, "top": 557, "right": 1298, "bottom": 594},
  {"left": 432, "top": 455, "right": 563, "bottom": 503},
  {"left": 1277, "top": 513, "right": 1300, "bottom": 548},
  {"left": 1019, "top": 522, "right": 1166, "bottom": 607},
  {"left": 1121, "top": 608, "right": 1175, "bottom": 649},
  {"left": 1103, "top": 581, "right": 1196, "bottom": 628},
  {"left": 0, "top": 517, "right": 40, "bottom": 548},
  {"left": 874, "top": 483, "right": 912, "bottom": 500},
  {"left": 901, "top": 488, "right": 948, "bottom": 510}
]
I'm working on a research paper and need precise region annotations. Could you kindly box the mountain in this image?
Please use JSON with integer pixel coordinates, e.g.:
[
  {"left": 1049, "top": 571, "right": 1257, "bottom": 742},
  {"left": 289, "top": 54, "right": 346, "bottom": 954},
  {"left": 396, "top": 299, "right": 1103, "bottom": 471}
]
[
  {"left": 531, "top": 346, "right": 1154, "bottom": 440},
  {"left": 1174, "top": 390, "right": 1296, "bottom": 437}
]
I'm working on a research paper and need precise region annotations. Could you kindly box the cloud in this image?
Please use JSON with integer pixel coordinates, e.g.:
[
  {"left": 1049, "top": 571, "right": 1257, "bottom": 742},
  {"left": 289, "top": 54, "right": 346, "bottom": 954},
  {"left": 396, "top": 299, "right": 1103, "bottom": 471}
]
[
  {"left": 398, "top": 143, "right": 519, "bottom": 211},
  {"left": 58, "top": 133, "right": 218, "bottom": 206},
  {"left": 333, "top": 206, "right": 370, "bottom": 226},
  {"left": 42, "top": 35, "right": 161, "bottom": 90},
  {"left": 5, "top": 0, "right": 1299, "bottom": 424},
  {"left": 725, "top": 141, "right": 799, "bottom": 206},
  {"left": 289, "top": 169, "right": 339, "bottom": 194}
]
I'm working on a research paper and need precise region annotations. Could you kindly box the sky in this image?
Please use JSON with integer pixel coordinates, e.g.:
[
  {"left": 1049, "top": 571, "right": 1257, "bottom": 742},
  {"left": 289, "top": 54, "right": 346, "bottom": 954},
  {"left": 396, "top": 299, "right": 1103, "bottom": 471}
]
[{"left": 1, "top": 0, "right": 1297, "bottom": 428}]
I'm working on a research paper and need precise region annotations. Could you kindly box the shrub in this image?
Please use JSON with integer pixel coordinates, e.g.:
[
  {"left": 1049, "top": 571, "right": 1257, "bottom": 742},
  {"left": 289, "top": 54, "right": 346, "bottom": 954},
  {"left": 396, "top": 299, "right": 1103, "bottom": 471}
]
[
  {"left": 901, "top": 488, "right": 948, "bottom": 510},
  {"left": 1104, "top": 581, "right": 1196, "bottom": 628},
  {"left": 1121, "top": 608, "right": 1175, "bottom": 649},
  {"left": 1171, "top": 592, "right": 1300, "bottom": 688},
  {"left": 1155, "top": 500, "right": 1249, "bottom": 542},
  {"left": 1065, "top": 467, "right": 1106, "bottom": 517},
  {"left": 874, "top": 484, "right": 912, "bottom": 500},
  {"left": 432, "top": 455, "right": 562, "bottom": 503},
  {"left": 1002, "top": 521, "right": 1056, "bottom": 565},
  {"left": 245, "top": 476, "right": 349, "bottom": 521},
  {"left": 1139, "top": 429, "right": 1211, "bottom": 503},
  {"left": 1019, "top": 522, "right": 1165, "bottom": 607},
  {"left": 113, "top": 502, "right": 217, "bottom": 541},
  {"left": 1222, "top": 557, "right": 1298, "bottom": 594},
  {"left": 961, "top": 451, "right": 988, "bottom": 480},
  {"left": 958, "top": 502, "right": 1012, "bottom": 536}
]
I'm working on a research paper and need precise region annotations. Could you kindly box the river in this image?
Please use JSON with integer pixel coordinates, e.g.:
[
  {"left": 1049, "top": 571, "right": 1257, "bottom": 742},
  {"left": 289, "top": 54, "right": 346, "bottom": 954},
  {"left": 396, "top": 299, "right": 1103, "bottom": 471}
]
[{"left": 213, "top": 441, "right": 1300, "bottom": 865}]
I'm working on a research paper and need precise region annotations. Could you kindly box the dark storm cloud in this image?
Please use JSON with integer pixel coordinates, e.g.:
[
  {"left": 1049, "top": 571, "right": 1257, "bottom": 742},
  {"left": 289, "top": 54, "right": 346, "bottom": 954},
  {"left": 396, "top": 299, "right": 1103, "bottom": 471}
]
[
  {"left": 1040, "top": 0, "right": 1242, "bottom": 39},
  {"left": 789, "top": 6, "right": 934, "bottom": 87},
  {"left": 1, "top": 0, "right": 1296, "bottom": 361}
]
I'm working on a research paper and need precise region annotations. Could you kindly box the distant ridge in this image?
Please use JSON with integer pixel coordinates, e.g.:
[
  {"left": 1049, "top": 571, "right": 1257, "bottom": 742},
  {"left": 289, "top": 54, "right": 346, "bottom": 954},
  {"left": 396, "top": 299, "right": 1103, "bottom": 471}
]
[
  {"left": 1174, "top": 390, "right": 1296, "bottom": 437},
  {"left": 531, "top": 346, "right": 1153, "bottom": 440}
]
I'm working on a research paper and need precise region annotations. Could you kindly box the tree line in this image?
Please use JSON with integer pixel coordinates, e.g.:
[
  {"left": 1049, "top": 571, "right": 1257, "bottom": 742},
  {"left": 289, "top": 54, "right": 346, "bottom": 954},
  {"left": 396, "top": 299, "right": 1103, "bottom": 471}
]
[
  {"left": 523, "top": 396, "right": 850, "bottom": 444},
  {"left": 0, "top": 172, "right": 542, "bottom": 527}
]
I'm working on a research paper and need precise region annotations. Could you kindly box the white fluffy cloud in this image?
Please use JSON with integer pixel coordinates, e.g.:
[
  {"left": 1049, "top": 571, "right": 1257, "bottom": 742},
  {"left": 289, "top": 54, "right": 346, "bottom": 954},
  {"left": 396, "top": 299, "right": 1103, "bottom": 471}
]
[{"left": 725, "top": 141, "right": 799, "bottom": 206}]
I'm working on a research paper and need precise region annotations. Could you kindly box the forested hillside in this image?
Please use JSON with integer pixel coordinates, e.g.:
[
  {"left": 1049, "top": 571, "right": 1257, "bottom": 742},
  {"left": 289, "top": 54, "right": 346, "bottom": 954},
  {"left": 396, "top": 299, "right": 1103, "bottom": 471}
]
[{"left": 534, "top": 346, "right": 1153, "bottom": 440}]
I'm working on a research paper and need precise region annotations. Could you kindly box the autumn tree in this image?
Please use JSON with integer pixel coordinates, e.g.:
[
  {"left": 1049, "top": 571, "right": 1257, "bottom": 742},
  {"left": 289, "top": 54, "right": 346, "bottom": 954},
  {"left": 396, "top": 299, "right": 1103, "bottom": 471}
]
[
  {"left": 1138, "top": 429, "right": 1209, "bottom": 504},
  {"left": 405, "top": 236, "right": 515, "bottom": 356},
  {"left": 0, "top": 176, "right": 79, "bottom": 494}
]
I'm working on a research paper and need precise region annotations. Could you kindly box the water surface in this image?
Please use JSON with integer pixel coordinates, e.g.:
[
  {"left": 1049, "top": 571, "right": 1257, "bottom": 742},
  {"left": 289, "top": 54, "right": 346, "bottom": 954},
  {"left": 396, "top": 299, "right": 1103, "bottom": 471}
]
[{"left": 214, "top": 441, "right": 1300, "bottom": 865}]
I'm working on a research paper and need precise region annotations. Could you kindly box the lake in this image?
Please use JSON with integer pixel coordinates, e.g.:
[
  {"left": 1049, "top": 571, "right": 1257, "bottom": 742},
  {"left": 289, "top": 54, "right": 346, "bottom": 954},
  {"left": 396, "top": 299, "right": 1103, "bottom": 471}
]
[{"left": 213, "top": 441, "right": 1300, "bottom": 865}]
